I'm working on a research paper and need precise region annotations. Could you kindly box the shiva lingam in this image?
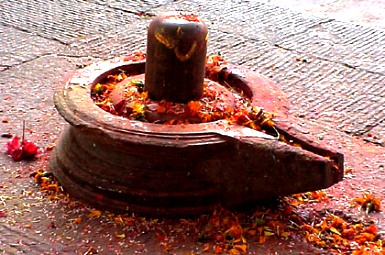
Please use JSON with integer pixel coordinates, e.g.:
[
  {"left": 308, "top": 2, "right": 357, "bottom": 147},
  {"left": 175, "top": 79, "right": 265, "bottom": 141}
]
[{"left": 50, "top": 12, "right": 344, "bottom": 216}]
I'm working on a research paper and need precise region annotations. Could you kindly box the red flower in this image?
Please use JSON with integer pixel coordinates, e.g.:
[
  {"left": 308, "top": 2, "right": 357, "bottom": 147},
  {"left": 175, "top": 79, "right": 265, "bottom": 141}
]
[
  {"left": 5, "top": 136, "right": 40, "bottom": 161},
  {"left": 21, "top": 140, "right": 40, "bottom": 158}
]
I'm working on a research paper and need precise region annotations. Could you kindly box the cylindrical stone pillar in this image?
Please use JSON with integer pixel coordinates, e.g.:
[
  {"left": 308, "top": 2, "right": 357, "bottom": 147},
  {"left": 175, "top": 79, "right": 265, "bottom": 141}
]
[{"left": 144, "top": 12, "right": 208, "bottom": 103}]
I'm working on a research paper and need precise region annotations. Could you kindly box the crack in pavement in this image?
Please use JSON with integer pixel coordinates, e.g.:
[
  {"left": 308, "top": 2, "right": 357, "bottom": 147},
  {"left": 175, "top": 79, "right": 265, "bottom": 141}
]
[{"left": 0, "top": 22, "right": 70, "bottom": 46}]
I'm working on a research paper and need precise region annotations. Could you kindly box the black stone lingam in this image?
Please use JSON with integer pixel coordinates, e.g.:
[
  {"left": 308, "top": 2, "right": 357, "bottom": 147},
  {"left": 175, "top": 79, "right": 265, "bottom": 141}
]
[
  {"left": 49, "top": 12, "right": 344, "bottom": 217},
  {"left": 145, "top": 12, "right": 208, "bottom": 102}
]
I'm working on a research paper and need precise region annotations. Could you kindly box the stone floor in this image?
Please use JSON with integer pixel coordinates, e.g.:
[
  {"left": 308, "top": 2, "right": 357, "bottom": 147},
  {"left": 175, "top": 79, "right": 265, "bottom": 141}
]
[{"left": 0, "top": 0, "right": 384, "bottom": 254}]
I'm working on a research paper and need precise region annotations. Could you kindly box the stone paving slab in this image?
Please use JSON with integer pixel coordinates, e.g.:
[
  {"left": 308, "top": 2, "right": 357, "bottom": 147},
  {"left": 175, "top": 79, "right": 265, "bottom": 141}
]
[
  {"left": 0, "top": 0, "right": 143, "bottom": 45},
  {"left": 277, "top": 21, "right": 385, "bottom": 74},
  {"left": 66, "top": 20, "right": 149, "bottom": 60},
  {"left": 0, "top": 25, "right": 63, "bottom": 70}
]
